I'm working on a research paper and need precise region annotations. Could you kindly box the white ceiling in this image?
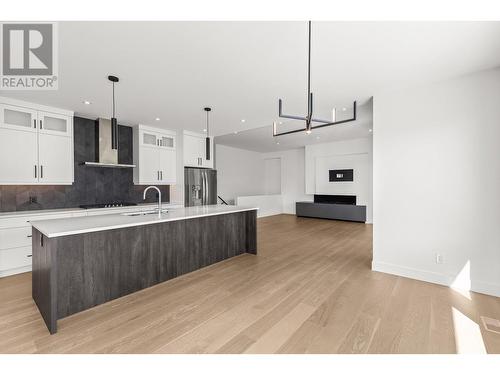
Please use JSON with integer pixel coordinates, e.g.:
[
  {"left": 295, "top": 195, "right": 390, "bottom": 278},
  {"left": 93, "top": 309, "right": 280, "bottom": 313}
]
[
  {"left": 215, "top": 101, "right": 373, "bottom": 153},
  {"left": 3, "top": 21, "right": 500, "bottom": 140}
]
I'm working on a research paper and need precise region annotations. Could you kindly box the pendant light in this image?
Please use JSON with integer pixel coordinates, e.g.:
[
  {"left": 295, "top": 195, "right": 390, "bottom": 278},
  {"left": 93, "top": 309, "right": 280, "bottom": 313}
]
[
  {"left": 204, "top": 107, "right": 211, "bottom": 160},
  {"left": 108, "top": 75, "right": 119, "bottom": 149},
  {"left": 273, "top": 21, "right": 357, "bottom": 137}
]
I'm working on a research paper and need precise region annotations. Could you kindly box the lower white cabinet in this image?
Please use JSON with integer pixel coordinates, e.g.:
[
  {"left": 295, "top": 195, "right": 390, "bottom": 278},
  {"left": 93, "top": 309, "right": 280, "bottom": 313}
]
[
  {"left": 0, "top": 204, "right": 177, "bottom": 277},
  {"left": 0, "top": 226, "right": 32, "bottom": 249},
  {"left": 0, "top": 247, "right": 32, "bottom": 273},
  {"left": 0, "top": 211, "right": 78, "bottom": 277}
]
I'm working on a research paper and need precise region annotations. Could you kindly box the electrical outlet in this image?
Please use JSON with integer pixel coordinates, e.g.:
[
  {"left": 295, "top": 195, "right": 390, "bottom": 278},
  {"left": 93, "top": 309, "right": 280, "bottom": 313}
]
[
  {"left": 435, "top": 253, "right": 444, "bottom": 264},
  {"left": 29, "top": 196, "right": 38, "bottom": 204}
]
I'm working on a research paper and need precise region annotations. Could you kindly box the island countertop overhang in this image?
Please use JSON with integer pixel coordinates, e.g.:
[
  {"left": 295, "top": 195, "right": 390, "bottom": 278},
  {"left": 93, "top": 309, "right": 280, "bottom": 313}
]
[{"left": 30, "top": 205, "right": 258, "bottom": 238}]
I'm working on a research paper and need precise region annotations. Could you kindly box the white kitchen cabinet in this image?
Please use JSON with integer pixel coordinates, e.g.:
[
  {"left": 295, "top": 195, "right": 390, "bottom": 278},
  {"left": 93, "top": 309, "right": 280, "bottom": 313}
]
[
  {"left": 183, "top": 131, "right": 213, "bottom": 168},
  {"left": 38, "top": 133, "right": 73, "bottom": 184},
  {"left": 0, "top": 127, "right": 39, "bottom": 184},
  {"left": 159, "top": 148, "right": 176, "bottom": 183},
  {"left": 133, "top": 125, "right": 176, "bottom": 185},
  {"left": 0, "top": 97, "right": 74, "bottom": 185},
  {"left": 0, "top": 104, "right": 38, "bottom": 131},
  {"left": 38, "top": 111, "right": 72, "bottom": 137},
  {"left": 138, "top": 146, "right": 160, "bottom": 184},
  {"left": 0, "top": 211, "right": 78, "bottom": 277}
]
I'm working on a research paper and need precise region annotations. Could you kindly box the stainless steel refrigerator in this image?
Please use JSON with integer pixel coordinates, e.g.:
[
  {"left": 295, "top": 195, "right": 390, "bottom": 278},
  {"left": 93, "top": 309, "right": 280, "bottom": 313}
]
[{"left": 184, "top": 167, "right": 217, "bottom": 207}]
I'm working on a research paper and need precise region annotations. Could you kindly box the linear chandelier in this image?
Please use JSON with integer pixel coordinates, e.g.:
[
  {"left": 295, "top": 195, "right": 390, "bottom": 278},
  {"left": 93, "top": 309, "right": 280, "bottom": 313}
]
[{"left": 273, "top": 21, "right": 357, "bottom": 137}]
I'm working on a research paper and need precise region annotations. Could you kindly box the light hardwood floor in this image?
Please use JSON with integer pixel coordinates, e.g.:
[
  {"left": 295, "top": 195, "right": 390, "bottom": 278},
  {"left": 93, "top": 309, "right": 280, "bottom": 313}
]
[{"left": 1, "top": 214, "right": 500, "bottom": 354}]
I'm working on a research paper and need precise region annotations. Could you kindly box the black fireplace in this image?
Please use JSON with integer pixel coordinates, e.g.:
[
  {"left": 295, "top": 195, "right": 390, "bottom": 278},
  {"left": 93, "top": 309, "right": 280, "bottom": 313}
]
[{"left": 314, "top": 194, "right": 356, "bottom": 205}]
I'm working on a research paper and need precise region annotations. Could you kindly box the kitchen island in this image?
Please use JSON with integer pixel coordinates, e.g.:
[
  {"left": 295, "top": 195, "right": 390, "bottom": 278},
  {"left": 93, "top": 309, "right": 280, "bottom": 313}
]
[{"left": 30, "top": 205, "right": 258, "bottom": 334}]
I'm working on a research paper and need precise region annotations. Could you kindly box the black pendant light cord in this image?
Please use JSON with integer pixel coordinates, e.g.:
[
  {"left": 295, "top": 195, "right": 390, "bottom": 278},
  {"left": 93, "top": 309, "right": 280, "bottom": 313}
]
[{"left": 274, "top": 21, "right": 357, "bottom": 137}]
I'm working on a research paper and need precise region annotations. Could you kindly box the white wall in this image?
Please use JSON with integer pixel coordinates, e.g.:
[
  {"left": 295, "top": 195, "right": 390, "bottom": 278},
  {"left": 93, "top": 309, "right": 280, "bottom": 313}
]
[
  {"left": 305, "top": 138, "right": 373, "bottom": 223},
  {"left": 215, "top": 144, "right": 265, "bottom": 204},
  {"left": 373, "top": 68, "right": 500, "bottom": 297},
  {"left": 264, "top": 158, "right": 281, "bottom": 195},
  {"left": 261, "top": 148, "right": 311, "bottom": 214},
  {"left": 236, "top": 194, "right": 283, "bottom": 217}
]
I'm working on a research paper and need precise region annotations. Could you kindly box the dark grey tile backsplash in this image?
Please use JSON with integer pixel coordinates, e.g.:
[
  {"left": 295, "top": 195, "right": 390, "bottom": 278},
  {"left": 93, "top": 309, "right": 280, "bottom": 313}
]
[{"left": 0, "top": 117, "right": 170, "bottom": 212}]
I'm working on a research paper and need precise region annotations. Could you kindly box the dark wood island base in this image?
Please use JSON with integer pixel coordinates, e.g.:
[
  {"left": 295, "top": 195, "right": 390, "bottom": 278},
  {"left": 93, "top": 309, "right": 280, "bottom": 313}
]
[{"left": 32, "top": 210, "right": 257, "bottom": 334}]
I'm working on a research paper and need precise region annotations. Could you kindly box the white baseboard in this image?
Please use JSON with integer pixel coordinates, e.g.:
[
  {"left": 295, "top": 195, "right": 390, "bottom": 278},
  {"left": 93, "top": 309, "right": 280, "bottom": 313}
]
[
  {"left": 0, "top": 265, "right": 32, "bottom": 278},
  {"left": 372, "top": 261, "right": 452, "bottom": 286},
  {"left": 372, "top": 261, "right": 500, "bottom": 298},
  {"left": 257, "top": 210, "right": 283, "bottom": 218},
  {"left": 471, "top": 280, "right": 500, "bottom": 298}
]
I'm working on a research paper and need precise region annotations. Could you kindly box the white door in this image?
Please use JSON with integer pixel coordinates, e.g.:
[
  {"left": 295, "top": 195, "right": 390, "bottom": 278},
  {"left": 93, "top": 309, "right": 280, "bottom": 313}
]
[
  {"left": 139, "top": 146, "right": 160, "bottom": 183},
  {"left": 159, "top": 148, "right": 176, "bottom": 184},
  {"left": 0, "top": 104, "right": 38, "bottom": 132},
  {"left": 38, "top": 134, "right": 73, "bottom": 184},
  {"left": 0, "top": 128, "right": 38, "bottom": 184},
  {"left": 38, "top": 111, "right": 72, "bottom": 137}
]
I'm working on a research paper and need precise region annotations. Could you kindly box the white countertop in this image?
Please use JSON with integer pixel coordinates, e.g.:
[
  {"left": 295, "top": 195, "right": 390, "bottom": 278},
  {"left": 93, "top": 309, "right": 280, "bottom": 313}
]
[
  {"left": 30, "top": 205, "right": 258, "bottom": 238},
  {"left": 0, "top": 203, "right": 181, "bottom": 219}
]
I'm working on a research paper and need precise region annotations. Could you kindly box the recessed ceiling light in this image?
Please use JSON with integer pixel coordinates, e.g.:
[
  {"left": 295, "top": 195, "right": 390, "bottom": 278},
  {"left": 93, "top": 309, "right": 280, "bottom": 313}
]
[
  {"left": 369, "top": 128, "right": 373, "bottom": 132},
  {"left": 241, "top": 119, "right": 246, "bottom": 123},
  {"left": 342, "top": 107, "right": 347, "bottom": 111},
  {"left": 83, "top": 100, "right": 91, "bottom": 105},
  {"left": 316, "top": 136, "right": 320, "bottom": 140},
  {"left": 234, "top": 131, "right": 238, "bottom": 134},
  {"left": 276, "top": 142, "right": 280, "bottom": 145},
  {"left": 203, "top": 129, "right": 207, "bottom": 132},
  {"left": 155, "top": 117, "right": 160, "bottom": 121},
  {"left": 279, "top": 121, "right": 283, "bottom": 125}
]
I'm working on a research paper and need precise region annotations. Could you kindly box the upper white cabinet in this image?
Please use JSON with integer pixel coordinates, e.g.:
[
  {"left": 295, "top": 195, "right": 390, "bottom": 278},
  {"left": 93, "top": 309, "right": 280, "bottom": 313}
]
[
  {"left": 38, "top": 111, "right": 72, "bottom": 137},
  {"left": 133, "top": 125, "right": 176, "bottom": 185},
  {"left": 183, "top": 130, "right": 213, "bottom": 169},
  {"left": 0, "top": 104, "right": 38, "bottom": 131},
  {"left": 0, "top": 97, "right": 74, "bottom": 185}
]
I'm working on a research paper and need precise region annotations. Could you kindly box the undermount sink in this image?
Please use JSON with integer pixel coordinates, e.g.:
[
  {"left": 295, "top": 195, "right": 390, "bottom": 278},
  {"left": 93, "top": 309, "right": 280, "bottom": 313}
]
[{"left": 122, "top": 209, "right": 168, "bottom": 217}]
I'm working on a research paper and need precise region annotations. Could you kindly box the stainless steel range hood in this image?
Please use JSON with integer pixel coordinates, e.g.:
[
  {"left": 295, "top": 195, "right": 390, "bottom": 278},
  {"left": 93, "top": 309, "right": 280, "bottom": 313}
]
[{"left": 83, "top": 118, "right": 135, "bottom": 168}]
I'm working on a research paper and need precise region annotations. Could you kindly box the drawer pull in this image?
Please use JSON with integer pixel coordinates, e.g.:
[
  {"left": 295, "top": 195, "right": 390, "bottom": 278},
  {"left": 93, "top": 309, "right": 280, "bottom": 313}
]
[
  {"left": 27, "top": 235, "right": 32, "bottom": 238},
  {"left": 27, "top": 254, "right": 32, "bottom": 258}
]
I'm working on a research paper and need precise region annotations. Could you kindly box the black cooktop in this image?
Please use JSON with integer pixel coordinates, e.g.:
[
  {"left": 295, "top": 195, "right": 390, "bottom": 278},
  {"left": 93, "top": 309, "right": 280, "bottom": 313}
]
[{"left": 79, "top": 202, "right": 138, "bottom": 209}]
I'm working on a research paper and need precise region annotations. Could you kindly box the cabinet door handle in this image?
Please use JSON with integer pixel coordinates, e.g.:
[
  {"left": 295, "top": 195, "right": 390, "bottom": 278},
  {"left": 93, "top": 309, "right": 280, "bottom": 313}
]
[
  {"left": 160, "top": 171, "right": 163, "bottom": 180},
  {"left": 40, "top": 120, "right": 43, "bottom": 129},
  {"left": 157, "top": 171, "right": 160, "bottom": 180},
  {"left": 34, "top": 165, "right": 37, "bottom": 178},
  {"left": 27, "top": 254, "right": 32, "bottom": 258},
  {"left": 40, "top": 165, "right": 43, "bottom": 178},
  {"left": 33, "top": 119, "right": 36, "bottom": 128},
  {"left": 27, "top": 234, "right": 32, "bottom": 238}
]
